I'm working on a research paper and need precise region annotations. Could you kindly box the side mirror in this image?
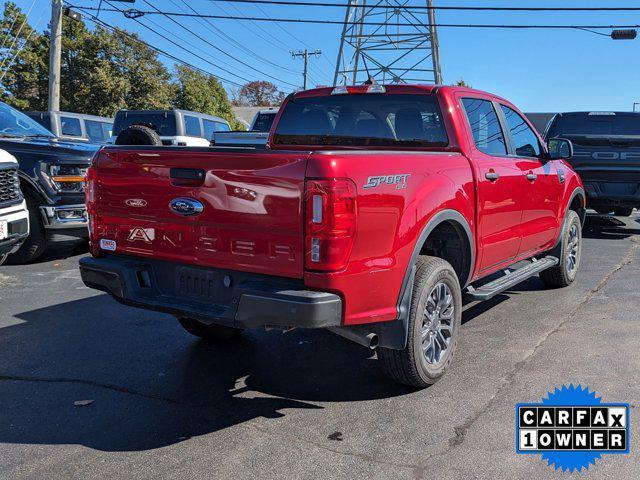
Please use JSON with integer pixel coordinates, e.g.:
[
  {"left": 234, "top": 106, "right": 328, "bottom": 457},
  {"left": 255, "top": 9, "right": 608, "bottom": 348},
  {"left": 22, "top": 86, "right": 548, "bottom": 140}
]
[{"left": 547, "top": 138, "right": 573, "bottom": 160}]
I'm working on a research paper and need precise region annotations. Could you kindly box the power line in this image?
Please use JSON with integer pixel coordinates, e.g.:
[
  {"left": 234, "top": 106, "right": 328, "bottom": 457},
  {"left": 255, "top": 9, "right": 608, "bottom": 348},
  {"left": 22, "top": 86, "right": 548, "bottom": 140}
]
[
  {"left": 101, "top": 0, "right": 259, "bottom": 87},
  {"left": 70, "top": 7, "right": 640, "bottom": 30},
  {"left": 137, "top": 0, "right": 299, "bottom": 88},
  {"left": 172, "top": 0, "right": 300, "bottom": 75},
  {"left": 201, "top": 0, "right": 640, "bottom": 12},
  {"left": 73, "top": 5, "right": 244, "bottom": 87}
]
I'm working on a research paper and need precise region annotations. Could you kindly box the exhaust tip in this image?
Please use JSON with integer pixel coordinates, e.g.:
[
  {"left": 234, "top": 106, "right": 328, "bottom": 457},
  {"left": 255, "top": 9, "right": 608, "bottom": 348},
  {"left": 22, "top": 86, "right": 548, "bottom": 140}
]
[{"left": 367, "top": 333, "right": 379, "bottom": 349}]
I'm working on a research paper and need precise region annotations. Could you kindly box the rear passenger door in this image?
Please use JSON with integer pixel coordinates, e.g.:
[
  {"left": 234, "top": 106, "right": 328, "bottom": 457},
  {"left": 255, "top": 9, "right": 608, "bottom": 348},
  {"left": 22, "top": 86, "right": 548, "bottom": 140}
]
[
  {"left": 498, "top": 104, "right": 560, "bottom": 255},
  {"left": 460, "top": 97, "right": 525, "bottom": 273}
]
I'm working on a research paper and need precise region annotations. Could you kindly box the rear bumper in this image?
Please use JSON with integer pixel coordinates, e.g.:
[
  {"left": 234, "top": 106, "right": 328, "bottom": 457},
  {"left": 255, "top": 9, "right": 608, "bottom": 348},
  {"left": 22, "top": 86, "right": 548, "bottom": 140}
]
[
  {"left": 583, "top": 181, "right": 640, "bottom": 208},
  {"left": 0, "top": 202, "right": 29, "bottom": 255},
  {"left": 79, "top": 255, "right": 342, "bottom": 329}
]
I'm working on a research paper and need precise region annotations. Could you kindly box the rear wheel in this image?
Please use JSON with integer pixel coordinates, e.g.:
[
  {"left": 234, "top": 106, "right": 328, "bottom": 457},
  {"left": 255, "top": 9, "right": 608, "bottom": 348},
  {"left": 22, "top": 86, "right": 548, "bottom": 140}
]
[
  {"left": 178, "top": 317, "right": 244, "bottom": 341},
  {"left": 540, "top": 210, "right": 581, "bottom": 288},
  {"left": 378, "top": 256, "right": 462, "bottom": 388},
  {"left": 6, "top": 192, "right": 48, "bottom": 264},
  {"left": 613, "top": 207, "right": 634, "bottom": 217}
]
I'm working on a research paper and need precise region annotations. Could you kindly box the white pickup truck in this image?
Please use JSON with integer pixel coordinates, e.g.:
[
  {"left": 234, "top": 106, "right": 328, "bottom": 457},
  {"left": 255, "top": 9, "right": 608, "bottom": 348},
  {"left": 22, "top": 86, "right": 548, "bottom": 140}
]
[
  {"left": 0, "top": 149, "right": 29, "bottom": 265},
  {"left": 211, "top": 108, "right": 278, "bottom": 148}
]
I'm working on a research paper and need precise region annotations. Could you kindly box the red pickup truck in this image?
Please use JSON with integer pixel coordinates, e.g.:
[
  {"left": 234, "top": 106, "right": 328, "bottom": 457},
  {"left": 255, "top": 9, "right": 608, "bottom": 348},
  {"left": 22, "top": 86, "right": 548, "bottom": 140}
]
[{"left": 80, "top": 85, "right": 585, "bottom": 388}]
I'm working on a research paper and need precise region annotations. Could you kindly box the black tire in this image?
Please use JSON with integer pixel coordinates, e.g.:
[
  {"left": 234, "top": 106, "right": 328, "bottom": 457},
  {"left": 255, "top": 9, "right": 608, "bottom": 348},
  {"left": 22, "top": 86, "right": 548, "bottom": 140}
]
[
  {"left": 6, "top": 192, "right": 48, "bottom": 264},
  {"left": 115, "top": 125, "right": 162, "bottom": 146},
  {"left": 178, "top": 317, "right": 244, "bottom": 341},
  {"left": 378, "top": 256, "right": 462, "bottom": 388},
  {"left": 540, "top": 210, "right": 582, "bottom": 288},
  {"left": 613, "top": 207, "right": 634, "bottom": 217}
]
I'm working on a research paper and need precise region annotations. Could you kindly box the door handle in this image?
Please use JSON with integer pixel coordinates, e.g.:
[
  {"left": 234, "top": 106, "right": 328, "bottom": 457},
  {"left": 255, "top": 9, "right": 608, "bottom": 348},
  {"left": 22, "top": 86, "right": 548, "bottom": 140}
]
[
  {"left": 526, "top": 172, "right": 538, "bottom": 181},
  {"left": 485, "top": 171, "right": 500, "bottom": 181}
]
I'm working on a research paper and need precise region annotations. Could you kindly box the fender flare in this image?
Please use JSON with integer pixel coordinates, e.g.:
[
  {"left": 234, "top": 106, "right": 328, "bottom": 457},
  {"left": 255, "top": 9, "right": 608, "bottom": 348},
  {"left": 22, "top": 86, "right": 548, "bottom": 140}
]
[
  {"left": 552, "top": 186, "right": 586, "bottom": 250},
  {"left": 369, "top": 209, "right": 475, "bottom": 350}
]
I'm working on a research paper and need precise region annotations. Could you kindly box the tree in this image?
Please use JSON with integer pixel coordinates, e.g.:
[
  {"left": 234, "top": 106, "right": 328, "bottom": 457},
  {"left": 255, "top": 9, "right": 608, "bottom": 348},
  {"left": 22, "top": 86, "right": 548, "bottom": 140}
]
[
  {"left": 0, "top": 2, "right": 48, "bottom": 110},
  {"left": 0, "top": 4, "right": 241, "bottom": 127},
  {"left": 235, "top": 81, "right": 285, "bottom": 106},
  {"left": 454, "top": 78, "right": 472, "bottom": 88},
  {"left": 174, "top": 65, "right": 242, "bottom": 129}
]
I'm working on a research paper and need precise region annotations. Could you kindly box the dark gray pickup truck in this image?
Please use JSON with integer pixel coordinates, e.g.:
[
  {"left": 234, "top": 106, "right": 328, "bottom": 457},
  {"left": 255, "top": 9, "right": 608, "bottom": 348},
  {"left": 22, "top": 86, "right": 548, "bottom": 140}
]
[{"left": 545, "top": 111, "right": 640, "bottom": 216}]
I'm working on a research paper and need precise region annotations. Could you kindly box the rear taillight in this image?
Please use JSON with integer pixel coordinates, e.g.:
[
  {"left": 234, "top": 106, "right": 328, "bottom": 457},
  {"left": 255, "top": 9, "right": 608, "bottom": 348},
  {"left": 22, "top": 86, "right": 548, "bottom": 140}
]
[
  {"left": 304, "top": 178, "right": 357, "bottom": 272},
  {"left": 85, "top": 166, "right": 98, "bottom": 245}
]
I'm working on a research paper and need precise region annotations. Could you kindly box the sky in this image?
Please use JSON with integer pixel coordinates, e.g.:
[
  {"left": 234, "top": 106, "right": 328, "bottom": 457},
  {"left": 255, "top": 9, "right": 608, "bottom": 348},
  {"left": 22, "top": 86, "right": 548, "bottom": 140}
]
[{"left": 3, "top": 0, "right": 640, "bottom": 112}]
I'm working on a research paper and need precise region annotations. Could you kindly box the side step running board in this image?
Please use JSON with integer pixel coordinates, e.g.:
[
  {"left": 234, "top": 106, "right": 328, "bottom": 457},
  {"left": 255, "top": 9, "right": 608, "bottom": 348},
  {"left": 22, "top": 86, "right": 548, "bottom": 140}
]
[{"left": 466, "top": 256, "right": 559, "bottom": 301}]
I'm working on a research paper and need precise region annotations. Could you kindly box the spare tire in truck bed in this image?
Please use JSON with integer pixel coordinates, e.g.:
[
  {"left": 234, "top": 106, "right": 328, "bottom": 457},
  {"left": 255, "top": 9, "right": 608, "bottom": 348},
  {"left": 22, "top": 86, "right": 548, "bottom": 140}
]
[{"left": 115, "top": 125, "right": 162, "bottom": 146}]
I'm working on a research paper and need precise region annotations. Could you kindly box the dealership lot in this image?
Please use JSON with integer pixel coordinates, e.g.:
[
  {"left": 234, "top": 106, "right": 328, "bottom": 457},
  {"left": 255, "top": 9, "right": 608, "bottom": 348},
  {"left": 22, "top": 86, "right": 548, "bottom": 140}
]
[{"left": 0, "top": 213, "right": 639, "bottom": 479}]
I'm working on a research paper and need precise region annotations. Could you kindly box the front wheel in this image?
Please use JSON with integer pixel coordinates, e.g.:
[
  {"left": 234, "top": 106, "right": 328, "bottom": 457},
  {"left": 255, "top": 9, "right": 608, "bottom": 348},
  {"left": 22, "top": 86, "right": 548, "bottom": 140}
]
[
  {"left": 540, "top": 210, "right": 582, "bottom": 288},
  {"left": 178, "top": 317, "right": 244, "bottom": 341},
  {"left": 378, "top": 256, "right": 462, "bottom": 388}
]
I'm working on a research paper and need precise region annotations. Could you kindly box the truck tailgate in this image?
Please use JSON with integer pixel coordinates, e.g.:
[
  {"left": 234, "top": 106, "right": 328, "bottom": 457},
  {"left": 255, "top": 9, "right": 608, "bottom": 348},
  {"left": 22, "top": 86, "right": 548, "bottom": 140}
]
[{"left": 92, "top": 147, "right": 309, "bottom": 278}]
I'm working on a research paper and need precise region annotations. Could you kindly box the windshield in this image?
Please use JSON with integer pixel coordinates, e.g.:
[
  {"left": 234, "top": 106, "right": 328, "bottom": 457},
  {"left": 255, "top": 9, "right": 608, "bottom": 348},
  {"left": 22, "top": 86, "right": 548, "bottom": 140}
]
[
  {"left": 548, "top": 113, "right": 640, "bottom": 137},
  {"left": 0, "top": 103, "right": 55, "bottom": 138},
  {"left": 113, "top": 112, "right": 177, "bottom": 136},
  {"left": 273, "top": 94, "right": 448, "bottom": 147}
]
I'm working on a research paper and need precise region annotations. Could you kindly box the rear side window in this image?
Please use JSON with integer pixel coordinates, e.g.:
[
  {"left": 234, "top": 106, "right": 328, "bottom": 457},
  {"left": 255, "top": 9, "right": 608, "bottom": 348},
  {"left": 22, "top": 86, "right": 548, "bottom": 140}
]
[
  {"left": 500, "top": 105, "right": 541, "bottom": 158},
  {"left": 203, "top": 119, "right": 230, "bottom": 139},
  {"left": 273, "top": 94, "right": 448, "bottom": 147},
  {"left": 60, "top": 116, "right": 82, "bottom": 137},
  {"left": 184, "top": 115, "right": 202, "bottom": 137},
  {"left": 85, "top": 119, "right": 107, "bottom": 143},
  {"left": 113, "top": 112, "right": 177, "bottom": 136},
  {"left": 461, "top": 98, "right": 507, "bottom": 156}
]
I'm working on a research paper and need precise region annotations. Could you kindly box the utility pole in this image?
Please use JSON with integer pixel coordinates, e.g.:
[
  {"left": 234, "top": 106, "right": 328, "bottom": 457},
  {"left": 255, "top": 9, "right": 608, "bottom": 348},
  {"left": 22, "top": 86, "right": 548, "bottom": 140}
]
[
  {"left": 291, "top": 49, "right": 322, "bottom": 90},
  {"left": 334, "top": 0, "right": 443, "bottom": 86},
  {"left": 48, "top": 0, "right": 63, "bottom": 111}
]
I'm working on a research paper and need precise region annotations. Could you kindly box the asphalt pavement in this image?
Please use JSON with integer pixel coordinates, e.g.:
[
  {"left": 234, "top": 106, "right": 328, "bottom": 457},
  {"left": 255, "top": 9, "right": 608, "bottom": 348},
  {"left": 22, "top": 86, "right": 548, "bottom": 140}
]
[{"left": 0, "top": 213, "right": 639, "bottom": 479}]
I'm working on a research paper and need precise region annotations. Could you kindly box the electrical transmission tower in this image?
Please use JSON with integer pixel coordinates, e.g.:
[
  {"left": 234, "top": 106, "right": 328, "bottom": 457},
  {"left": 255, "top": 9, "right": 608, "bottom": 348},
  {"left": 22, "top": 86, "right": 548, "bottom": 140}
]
[{"left": 333, "top": 0, "right": 442, "bottom": 86}]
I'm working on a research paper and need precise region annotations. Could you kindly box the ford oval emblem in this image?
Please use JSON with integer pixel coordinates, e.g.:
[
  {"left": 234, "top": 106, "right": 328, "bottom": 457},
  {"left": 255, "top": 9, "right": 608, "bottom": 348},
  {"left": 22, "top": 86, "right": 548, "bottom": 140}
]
[
  {"left": 125, "top": 198, "right": 147, "bottom": 208},
  {"left": 169, "top": 198, "right": 204, "bottom": 216}
]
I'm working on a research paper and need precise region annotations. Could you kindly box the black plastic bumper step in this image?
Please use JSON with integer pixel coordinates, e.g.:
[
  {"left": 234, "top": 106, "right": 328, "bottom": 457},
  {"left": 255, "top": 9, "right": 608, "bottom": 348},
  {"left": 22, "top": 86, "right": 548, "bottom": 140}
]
[{"left": 466, "top": 256, "right": 559, "bottom": 301}]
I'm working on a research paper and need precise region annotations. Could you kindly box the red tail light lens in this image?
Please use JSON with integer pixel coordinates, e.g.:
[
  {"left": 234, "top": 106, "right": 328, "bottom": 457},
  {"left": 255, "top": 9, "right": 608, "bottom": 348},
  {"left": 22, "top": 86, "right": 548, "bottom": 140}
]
[{"left": 305, "top": 178, "right": 357, "bottom": 272}]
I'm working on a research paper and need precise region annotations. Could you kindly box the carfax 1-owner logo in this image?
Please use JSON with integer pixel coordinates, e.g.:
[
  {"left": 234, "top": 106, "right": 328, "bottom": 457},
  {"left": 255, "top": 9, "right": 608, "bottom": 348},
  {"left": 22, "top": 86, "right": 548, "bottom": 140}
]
[{"left": 516, "top": 384, "right": 630, "bottom": 473}]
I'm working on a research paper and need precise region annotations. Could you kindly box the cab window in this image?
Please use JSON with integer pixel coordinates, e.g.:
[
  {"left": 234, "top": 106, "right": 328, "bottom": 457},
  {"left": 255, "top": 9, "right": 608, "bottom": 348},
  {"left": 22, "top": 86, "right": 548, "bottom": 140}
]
[
  {"left": 461, "top": 98, "right": 507, "bottom": 156},
  {"left": 184, "top": 115, "right": 202, "bottom": 137},
  {"left": 60, "top": 116, "right": 82, "bottom": 137},
  {"left": 500, "top": 105, "right": 541, "bottom": 158}
]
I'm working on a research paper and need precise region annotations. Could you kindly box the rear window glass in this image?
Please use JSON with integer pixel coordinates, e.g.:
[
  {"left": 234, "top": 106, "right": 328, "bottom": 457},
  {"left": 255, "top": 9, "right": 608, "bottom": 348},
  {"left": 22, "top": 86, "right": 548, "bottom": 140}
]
[
  {"left": 60, "top": 116, "right": 82, "bottom": 137},
  {"left": 273, "top": 94, "right": 448, "bottom": 147},
  {"left": 113, "top": 112, "right": 177, "bottom": 136},
  {"left": 548, "top": 113, "right": 640, "bottom": 137},
  {"left": 252, "top": 112, "right": 276, "bottom": 132}
]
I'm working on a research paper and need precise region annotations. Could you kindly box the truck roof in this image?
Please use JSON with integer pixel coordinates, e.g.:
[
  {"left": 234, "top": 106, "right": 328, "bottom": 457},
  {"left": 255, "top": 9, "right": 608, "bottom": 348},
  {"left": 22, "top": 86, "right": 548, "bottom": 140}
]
[{"left": 292, "top": 84, "right": 512, "bottom": 104}]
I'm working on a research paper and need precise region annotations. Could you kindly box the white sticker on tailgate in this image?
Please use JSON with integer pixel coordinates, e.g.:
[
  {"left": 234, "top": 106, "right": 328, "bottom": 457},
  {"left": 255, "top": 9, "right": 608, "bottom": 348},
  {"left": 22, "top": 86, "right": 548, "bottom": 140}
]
[
  {"left": 0, "top": 220, "right": 7, "bottom": 240},
  {"left": 99, "top": 239, "right": 117, "bottom": 251}
]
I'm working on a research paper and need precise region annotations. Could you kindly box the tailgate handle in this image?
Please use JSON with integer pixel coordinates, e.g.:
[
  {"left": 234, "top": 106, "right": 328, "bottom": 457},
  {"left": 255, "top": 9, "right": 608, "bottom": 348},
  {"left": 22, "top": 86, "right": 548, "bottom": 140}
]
[{"left": 170, "top": 168, "right": 205, "bottom": 186}]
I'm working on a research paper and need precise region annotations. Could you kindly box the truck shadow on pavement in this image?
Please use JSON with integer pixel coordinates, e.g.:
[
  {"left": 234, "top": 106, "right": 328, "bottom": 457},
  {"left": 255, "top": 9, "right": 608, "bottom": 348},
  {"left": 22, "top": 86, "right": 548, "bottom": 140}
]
[
  {"left": 1, "top": 294, "right": 412, "bottom": 452},
  {"left": 582, "top": 214, "right": 640, "bottom": 240}
]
